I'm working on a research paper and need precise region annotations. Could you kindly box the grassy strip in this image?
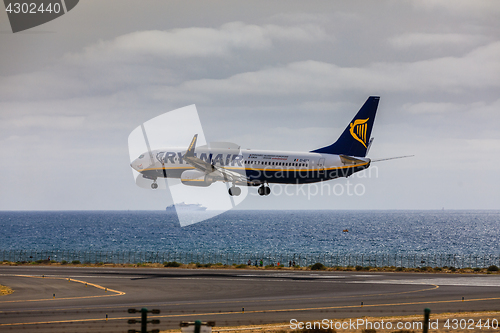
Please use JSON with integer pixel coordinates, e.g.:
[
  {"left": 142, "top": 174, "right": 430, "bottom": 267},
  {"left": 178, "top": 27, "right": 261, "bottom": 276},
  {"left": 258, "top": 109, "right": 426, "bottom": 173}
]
[
  {"left": 2, "top": 259, "right": 499, "bottom": 274},
  {"left": 0, "top": 284, "right": 13, "bottom": 296}
]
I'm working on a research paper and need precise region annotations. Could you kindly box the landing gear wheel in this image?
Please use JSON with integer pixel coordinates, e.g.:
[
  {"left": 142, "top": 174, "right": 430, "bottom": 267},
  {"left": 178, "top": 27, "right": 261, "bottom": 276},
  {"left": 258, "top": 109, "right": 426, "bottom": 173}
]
[
  {"left": 258, "top": 186, "right": 265, "bottom": 196},
  {"left": 258, "top": 186, "right": 270, "bottom": 196},
  {"left": 228, "top": 186, "right": 241, "bottom": 196},
  {"left": 151, "top": 182, "right": 158, "bottom": 190}
]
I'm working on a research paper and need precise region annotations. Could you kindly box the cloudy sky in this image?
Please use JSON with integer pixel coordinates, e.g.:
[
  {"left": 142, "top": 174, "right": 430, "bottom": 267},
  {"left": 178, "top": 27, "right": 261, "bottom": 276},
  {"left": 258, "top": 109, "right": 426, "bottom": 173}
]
[{"left": 1, "top": 0, "right": 499, "bottom": 210}]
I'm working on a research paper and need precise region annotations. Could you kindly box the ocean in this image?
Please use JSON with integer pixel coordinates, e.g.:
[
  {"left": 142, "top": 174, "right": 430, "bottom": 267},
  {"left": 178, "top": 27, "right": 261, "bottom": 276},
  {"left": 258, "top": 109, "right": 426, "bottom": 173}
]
[{"left": 1, "top": 210, "right": 499, "bottom": 256}]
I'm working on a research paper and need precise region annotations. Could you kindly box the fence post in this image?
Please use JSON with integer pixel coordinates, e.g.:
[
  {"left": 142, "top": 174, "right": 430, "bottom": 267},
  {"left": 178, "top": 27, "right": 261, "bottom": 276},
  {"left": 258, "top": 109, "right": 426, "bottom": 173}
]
[{"left": 423, "top": 308, "right": 431, "bottom": 333}]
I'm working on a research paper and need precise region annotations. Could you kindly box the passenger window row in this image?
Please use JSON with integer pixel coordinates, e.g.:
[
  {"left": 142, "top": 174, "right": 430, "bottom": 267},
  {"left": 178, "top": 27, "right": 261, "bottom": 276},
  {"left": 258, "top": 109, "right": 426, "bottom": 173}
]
[{"left": 244, "top": 161, "right": 308, "bottom": 167}]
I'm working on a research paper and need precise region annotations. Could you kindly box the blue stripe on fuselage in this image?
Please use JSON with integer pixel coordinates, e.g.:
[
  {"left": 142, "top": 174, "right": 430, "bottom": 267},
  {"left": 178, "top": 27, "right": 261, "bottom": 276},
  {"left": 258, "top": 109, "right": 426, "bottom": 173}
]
[{"left": 139, "top": 162, "right": 369, "bottom": 184}]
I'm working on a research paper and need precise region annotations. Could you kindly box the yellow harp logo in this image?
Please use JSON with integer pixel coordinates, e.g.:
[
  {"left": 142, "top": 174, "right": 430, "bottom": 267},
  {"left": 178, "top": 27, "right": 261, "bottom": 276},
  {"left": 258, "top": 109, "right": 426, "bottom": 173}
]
[{"left": 349, "top": 118, "right": 369, "bottom": 148}]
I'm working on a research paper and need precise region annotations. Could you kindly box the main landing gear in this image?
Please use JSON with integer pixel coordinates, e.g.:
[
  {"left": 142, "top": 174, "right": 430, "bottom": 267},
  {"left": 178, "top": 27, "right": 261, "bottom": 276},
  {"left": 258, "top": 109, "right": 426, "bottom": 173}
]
[
  {"left": 228, "top": 186, "right": 241, "bottom": 196},
  {"left": 258, "top": 185, "right": 271, "bottom": 196},
  {"left": 229, "top": 185, "right": 271, "bottom": 196}
]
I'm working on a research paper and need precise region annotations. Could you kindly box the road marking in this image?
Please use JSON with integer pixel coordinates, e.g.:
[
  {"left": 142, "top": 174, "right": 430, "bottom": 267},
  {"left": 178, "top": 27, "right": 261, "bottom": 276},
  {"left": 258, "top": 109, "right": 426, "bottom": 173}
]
[
  {"left": 0, "top": 284, "right": 437, "bottom": 312},
  {"left": 0, "top": 275, "right": 125, "bottom": 304},
  {"left": 2, "top": 294, "right": 500, "bottom": 327},
  {"left": 353, "top": 277, "right": 500, "bottom": 287}
]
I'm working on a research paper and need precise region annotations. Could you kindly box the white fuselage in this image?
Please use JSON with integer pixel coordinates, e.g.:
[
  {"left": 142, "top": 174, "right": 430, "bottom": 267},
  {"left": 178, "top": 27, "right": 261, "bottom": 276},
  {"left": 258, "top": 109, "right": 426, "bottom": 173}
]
[{"left": 131, "top": 147, "right": 370, "bottom": 185}]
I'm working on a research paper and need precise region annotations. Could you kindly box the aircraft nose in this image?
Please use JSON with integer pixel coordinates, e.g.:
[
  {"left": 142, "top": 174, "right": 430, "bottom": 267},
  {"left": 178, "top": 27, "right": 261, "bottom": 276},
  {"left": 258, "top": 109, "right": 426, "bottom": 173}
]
[{"left": 130, "top": 158, "right": 145, "bottom": 171}]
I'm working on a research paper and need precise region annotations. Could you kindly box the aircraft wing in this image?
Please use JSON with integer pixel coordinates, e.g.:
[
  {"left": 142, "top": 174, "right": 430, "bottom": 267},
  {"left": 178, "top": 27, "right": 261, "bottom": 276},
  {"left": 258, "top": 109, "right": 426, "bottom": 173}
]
[
  {"left": 184, "top": 134, "right": 216, "bottom": 173},
  {"left": 184, "top": 134, "right": 248, "bottom": 184}
]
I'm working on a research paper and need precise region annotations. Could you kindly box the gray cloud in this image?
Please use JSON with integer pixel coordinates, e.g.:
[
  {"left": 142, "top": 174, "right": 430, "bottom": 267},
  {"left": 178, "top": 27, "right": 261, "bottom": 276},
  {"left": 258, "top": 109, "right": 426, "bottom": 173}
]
[
  {"left": 152, "top": 41, "right": 500, "bottom": 104},
  {"left": 68, "top": 22, "right": 329, "bottom": 60},
  {"left": 1, "top": 0, "right": 499, "bottom": 210},
  {"left": 388, "top": 33, "right": 490, "bottom": 49},
  {"left": 411, "top": 0, "right": 500, "bottom": 16}
]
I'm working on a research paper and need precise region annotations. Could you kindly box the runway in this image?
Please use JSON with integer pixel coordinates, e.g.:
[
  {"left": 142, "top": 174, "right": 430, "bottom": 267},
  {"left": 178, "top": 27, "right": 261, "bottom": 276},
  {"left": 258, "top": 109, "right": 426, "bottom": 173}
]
[{"left": 1, "top": 266, "right": 500, "bottom": 332}]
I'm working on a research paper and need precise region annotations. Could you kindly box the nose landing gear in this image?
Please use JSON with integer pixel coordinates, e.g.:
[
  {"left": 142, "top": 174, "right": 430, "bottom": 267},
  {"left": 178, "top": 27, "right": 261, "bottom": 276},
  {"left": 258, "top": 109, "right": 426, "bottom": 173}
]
[
  {"left": 258, "top": 185, "right": 271, "bottom": 196},
  {"left": 151, "top": 181, "right": 158, "bottom": 189},
  {"left": 228, "top": 186, "right": 241, "bottom": 196}
]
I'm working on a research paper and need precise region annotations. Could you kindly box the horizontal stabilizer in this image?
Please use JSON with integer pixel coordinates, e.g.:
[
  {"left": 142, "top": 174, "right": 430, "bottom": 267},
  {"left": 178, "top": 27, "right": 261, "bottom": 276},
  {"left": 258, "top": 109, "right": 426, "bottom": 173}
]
[{"left": 339, "top": 155, "right": 366, "bottom": 165}]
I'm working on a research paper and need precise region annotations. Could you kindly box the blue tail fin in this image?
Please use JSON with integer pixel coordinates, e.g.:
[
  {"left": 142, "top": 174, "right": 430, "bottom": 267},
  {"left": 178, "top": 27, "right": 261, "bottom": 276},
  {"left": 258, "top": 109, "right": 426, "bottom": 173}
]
[{"left": 311, "top": 96, "right": 379, "bottom": 157}]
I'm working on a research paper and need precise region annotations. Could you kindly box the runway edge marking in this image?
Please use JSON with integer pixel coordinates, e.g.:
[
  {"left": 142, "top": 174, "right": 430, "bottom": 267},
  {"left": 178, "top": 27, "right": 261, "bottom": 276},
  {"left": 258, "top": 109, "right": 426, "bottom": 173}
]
[
  {"left": 4, "top": 294, "right": 500, "bottom": 327},
  {"left": 0, "top": 274, "right": 125, "bottom": 304},
  {"left": 0, "top": 283, "right": 439, "bottom": 314}
]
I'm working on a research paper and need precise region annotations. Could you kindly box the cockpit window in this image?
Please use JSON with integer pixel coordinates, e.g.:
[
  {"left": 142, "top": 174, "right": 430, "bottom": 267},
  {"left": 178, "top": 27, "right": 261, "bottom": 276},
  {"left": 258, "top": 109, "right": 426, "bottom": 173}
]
[{"left": 139, "top": 154, "right": 144, "bottom": 159}]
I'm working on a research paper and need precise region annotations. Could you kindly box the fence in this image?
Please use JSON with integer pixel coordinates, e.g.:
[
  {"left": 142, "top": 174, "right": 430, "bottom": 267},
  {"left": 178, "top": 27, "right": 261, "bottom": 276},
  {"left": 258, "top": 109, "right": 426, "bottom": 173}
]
[{"left": 1, "top": 250, "right": 499, "bottom": 268}]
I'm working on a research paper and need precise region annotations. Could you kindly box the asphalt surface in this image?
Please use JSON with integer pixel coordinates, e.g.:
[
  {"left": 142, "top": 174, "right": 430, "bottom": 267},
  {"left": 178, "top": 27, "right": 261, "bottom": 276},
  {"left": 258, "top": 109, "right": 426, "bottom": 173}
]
[{"left": 1, "top": 266, "right": 500, "bottom": 332}]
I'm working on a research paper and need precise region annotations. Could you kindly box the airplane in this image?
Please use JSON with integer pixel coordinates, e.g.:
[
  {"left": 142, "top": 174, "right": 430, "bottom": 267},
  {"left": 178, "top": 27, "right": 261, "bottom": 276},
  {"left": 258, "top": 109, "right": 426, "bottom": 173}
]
[{"left": 130, "top": 96, "right": 410, "bottom": 197}]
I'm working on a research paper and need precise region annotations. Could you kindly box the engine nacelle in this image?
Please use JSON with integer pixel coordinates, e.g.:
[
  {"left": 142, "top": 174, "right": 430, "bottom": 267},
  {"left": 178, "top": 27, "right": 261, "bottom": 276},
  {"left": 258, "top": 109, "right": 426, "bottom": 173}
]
[{"left": 180, "top": 170, "right": 214, "bottom": 187}]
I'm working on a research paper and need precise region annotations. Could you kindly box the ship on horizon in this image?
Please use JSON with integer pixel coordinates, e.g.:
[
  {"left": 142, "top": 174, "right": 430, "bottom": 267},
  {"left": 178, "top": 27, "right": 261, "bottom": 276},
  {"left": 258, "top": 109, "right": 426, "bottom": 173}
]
[{"left": 166, "top": 202, "right": 207, "bottom": 212}]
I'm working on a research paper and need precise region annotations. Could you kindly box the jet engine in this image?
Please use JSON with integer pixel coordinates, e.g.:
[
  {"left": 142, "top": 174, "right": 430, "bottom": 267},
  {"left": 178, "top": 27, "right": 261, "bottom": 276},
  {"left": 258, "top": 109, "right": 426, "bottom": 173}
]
[{"left": 180, "top": 170, "right": 214, "bottom": 187}]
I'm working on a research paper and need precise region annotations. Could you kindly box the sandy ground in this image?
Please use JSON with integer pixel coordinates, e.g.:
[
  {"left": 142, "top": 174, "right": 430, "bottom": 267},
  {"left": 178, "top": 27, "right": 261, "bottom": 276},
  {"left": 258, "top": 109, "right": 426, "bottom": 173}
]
[
  {"left": 2, "top": 261, "right": 499, "bottom": 275},
  {"left": 0, "top": 284, "right": 13, "bottom": 295},
  {"left": 159, "top": 311, "right": 500, "bottom": 333}
]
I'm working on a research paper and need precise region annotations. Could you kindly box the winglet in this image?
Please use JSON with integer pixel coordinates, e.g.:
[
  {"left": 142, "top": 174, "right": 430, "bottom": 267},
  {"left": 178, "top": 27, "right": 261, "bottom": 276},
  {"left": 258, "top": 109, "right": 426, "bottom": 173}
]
[{"left": 185, "top": 134, "right": 198, "bottom": 158}]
